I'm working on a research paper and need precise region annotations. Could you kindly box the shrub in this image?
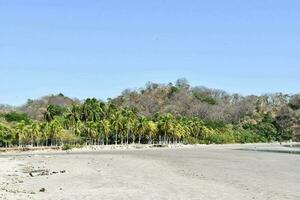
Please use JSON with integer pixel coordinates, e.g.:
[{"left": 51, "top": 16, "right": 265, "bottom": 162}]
[
  {"left": 183, "top": 136, "right": 199, "bottom": 144},
  {"left": 205, "top": 131, "right": 235, "bottom": 144},
  {"left": 234, "top": 129, "right": 262, "bottom": 143},
  {"left": 62, "top": 144, "right": 72, "bottom": 150},
  {"left": 4, "top": 112, "right": 30, "bottom": 124}
]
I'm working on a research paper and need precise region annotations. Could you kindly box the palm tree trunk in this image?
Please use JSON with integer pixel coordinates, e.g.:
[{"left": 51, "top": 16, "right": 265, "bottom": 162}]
[
  {"left": 138, "top": 134, "right": 141, "bottom": 144},
  {"left": 127, "top": 129, "right": 129, "bottom": 145},
  {"left": 31, "top": 134, "right": 33, "bottom": 147},
  {"left": 115, "top": 131, "right": 118, "bottom": 145},
  {"left": 132, "top": 133, "right": 135, "bottom": 144}
]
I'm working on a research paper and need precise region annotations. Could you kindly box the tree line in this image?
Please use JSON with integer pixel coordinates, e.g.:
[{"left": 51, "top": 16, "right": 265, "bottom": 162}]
[
  {"left": 0, "top": 79, "right": 299, "bottom": 147},
  {"left": 0, "top": 100, "right": 294, "bottom": 148}
]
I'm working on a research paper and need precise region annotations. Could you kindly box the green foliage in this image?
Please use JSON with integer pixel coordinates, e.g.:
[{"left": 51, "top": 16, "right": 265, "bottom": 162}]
[
  {"left": 255, "top": 121, "right": 277, "bottom": 141},
  {"left": 242, "top": 113, "right": 292, "bottom": 142},
  {"left": 0, "top": 123, "right": 14, "bottom": 147},
  {"left": 203, "top": 120, "right": 226, "bottom": 129},
  {"left": 183, "top": 136, "right": 199, "bottom": 144},
  {"left": 193, "top": 92, "right": 217, "bottom": 105},
  {"left": 203, "top": 129, "right": 235, "bottom": 144},
  {"left": 170, "top": 86, "right": 179, "bottom": 94},
  {"left": 44, "top": 105, "right": 66, "bottom": 122},
  {"left": 234, "top": 129, "right": 262, "bottom": 143},
  {"left": 4, "top": 112, "right": 30, "bottom": 123},
  {"left": 62, "top": 144, "right": 73, "bottom": 150}
]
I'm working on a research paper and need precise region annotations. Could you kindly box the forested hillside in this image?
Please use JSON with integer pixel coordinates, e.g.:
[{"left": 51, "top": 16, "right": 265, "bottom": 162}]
[
  {"left": 19, "top": 93, "right": 79, "bottom": 121},
  {"left": 0, "top": 79, "right": 299, "bottom": 148}
]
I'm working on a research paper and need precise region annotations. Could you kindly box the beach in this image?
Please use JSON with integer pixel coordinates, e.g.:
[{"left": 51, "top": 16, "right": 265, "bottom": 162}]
[{"left": 1, "top": 144, "right": 300, "bottom": 200}]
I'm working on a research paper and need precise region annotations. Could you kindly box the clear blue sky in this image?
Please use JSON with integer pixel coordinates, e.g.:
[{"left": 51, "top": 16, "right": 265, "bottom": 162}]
[{"left": 1, "top": 0, "right": 299, "bottom": 105}]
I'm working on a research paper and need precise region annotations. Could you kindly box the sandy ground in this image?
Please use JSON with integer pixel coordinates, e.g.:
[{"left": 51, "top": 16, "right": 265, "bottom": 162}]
[{"left": 0, "top": 144, "right": 300, "bottom": 200}]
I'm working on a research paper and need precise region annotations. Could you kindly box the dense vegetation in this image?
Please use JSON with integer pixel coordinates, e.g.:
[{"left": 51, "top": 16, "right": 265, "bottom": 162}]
[{"left": 0, "top": 79, "right": 299, "bottom": 148}]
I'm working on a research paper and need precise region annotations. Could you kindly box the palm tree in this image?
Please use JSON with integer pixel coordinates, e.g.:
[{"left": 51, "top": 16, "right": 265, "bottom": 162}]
[
  {"left": 30, "top": 122, "right": 40, "bottom": 147},
  {"left": 136, "top": 116, "right": 148, "bottom": 144},
  {"left": 81, "top": 98, "right": 103, "bottom": 122},
  {"left": 122, "top": 108, "right": 138, "bottom": 144},
  {"left": 49, "top": 119, "right": 63, "bottom": 146},
  {"left": 189, "top": 118, "right": 205, "bottom": 140},
  {"left": 158, "top": 114, "right": 174, "bottom": 144},
  {"left": 0, "top": 123, "right": 14, "bottom": 148},
  {"left": 39, "top": 122, "right": 51, "bottom": 146},
  {"left": 99, "top": 119, "right": 111, "bottom": 145},
  {"left": 111, "top": 111, "right": 123, "bottom": 145},
  {"left": 147, "top": 121, "right": 157, "bottom": 144},
  {"left": 43, "top": 105, "right": 56, "bottom": 122},
  {"left": 84, "top": 121, "right": 98, "bottom": 145},
  {"left": 15, "top": 121, "right": 26, "bottom": 147},
  {"left": 172, "top": 123, "right": 186, "bottom": 144},
  {"left": 99, "top": 102, "right": 108, "bottom": 119},
  {"left": 65, "top": 104, "right": 80, "bottom": 128},
  {"left": 73, "top": 121, "right": 83, "bottom": 143}
]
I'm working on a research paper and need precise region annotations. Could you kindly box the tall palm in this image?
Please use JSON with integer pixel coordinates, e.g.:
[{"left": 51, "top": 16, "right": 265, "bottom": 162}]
[
  {"left": 147, "top": 121, "right": 157, "bottom": 144},
  {"left": 111, "top": 111, "right": 123, "bottom": 145},
  {"left": 121, "top": 109, "right": 129, "bottom": 144},
  {"left": 43, "top": 105, "right": 56, "bottom": 122},
  {"left": 130, "top": 118, "right": 138, "bottom": 144},
  {"left": 99, "top": 119, "right": 111, "bottom": 145},
  {"left": 0, "top": 123, "right": 14, "bottom": 148},
  {"left": 172, "top": 123, "right": 185, "bottom": 144},
  {"left": 99, "top": 102, "right": 108, "bottom": 118},
  {"left": 30, "top": 122, "right": 40, "bottom": 147},
  {"left": 158, "top": 114, "right": 174, "bottom": 144},
  {"left": 49, "top": 119, "right": 63, "bottom": 146},
  {"left": 73, "top": 121, "right": 83, "bottom": 141},
  {"left": 136, "top": 116, "right": 148, "bottom": 144},
  {"left": 81, "top": 98, "right": 103, "bottom": 122},
  {"left": 85, "top": 121, "right": 98, "bottom": 145},
  {"left": 15, "top": 121, "right": 26, "bottom": 147},
  {"left": 65, "top": 104, "right": 80, "bottom": 128},
  {"left": 122, "top": 108, "right": 137, "bottom": 144},
  {"left": 39, "top": 122, "right": 47, "bottom": 146}
]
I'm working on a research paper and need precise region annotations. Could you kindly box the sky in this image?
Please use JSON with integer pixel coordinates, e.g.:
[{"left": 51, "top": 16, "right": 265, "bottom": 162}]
[{"left": 0, "top": 0, "right": 300, "bottom": 105}]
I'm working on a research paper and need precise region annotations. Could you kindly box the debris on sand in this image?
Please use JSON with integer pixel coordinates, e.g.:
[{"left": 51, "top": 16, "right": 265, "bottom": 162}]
[
  {"left": 28, "top": 169, "right": 50, "bottom": 177},
  {"left": 26, "top": 168, "right": 66, "bottom": 177},
  {"left": 39, "top": 188, "right": 46, "bottom": 192}
]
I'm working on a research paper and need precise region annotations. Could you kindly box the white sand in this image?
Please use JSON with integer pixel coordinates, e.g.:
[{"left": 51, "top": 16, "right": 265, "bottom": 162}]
[{"left": 1, "top": 144, "right": 300, "bottom": 200}]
